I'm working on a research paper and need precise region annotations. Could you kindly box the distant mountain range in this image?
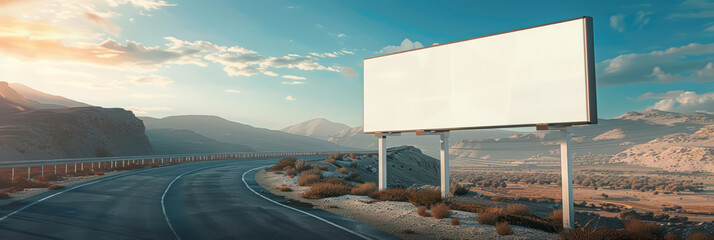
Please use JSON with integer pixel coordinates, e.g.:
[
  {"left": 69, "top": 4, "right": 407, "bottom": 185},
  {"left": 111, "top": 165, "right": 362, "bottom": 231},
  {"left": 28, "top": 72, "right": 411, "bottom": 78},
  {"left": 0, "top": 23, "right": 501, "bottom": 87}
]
[
  {"left": 0, "top": 82, "right": 152, "bottom": 160},
  {"left": 146, "top": 128, "right": 255, "bottom": 154},
  {"left": 281, "top": 118, "right": 350, "bottom": 141}
]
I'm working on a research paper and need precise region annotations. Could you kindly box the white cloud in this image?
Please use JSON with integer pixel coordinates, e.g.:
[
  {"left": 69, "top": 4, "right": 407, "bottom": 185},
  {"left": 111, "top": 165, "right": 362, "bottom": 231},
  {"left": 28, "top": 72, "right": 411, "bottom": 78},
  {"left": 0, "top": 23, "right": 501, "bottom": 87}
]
[
  {"left": 640, "top": 90, "right": 714, "bottom": 114},
  {"left": 378, "top": 38, "right": 424, "bottom": 54},
  {"left": 315, "top": 24, "right": 323, "bottom": 28},
  {"left": 263, "top": 71, "right": 279, "bottom": 76},
  {"left": 282, "top": 75, "right": 306, "bottom": 80},
  {"left": 106, "top": 0, "right": 176, "bottom": 10},
  {"left": 337, "top": 33, "right": 346, "bottom": 38},
  {"left": 610, "top": 13, "right": 626, "bottom": 32},
  {"left": 281, "top": 81, "right": 305, "bottom": 85},
  {"left": 668, "top": 0, "right": 714, "bottom": 19},
  {"left": 285, "top": 95, "right": 296, "bottom": 101},
  {"left": 635, "top": 11, "right": 652, "bottom": 27},
  {"left": 597, "top": 43, "right": 714, "bottom": 86},
  {"left": 340, "top": 66, "right": 358, "bottom": 77},
  {"left": 129, "top": 17, "right": 135, "bottom": 22},
  {"left": 225, "top": 89, "right": 240, "bottom": 93},
  {"left": 130, "top": 75, "right": 173, "bottom": 88},
  {"left": 125, "top": 106, "right": 172, "bottom": 115}
]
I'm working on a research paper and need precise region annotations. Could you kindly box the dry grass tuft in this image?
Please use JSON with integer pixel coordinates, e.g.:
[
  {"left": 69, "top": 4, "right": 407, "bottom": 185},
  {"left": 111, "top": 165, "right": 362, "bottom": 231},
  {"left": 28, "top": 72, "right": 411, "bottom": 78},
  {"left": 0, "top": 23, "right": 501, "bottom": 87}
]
[
  {"left": 350, "top": 161, "right": 358, "bottom": 167},
  {"left": 506, "top": 204, "right": 531, "bottom": 216},
  {"left": 351, "top": 182, "right": 377, "bottom": 196},
  {"left": 295, "top": 159, "right": 311, "bottom": 171},
  {"left": 477, "top": 207, "right": 502, "bottom": 225},
  {"left": 285, "top": 167, "right": 297, "bottom": 176},
  {"left": 495, "top": 222, "right": 513, "bottom": 236},
  {"left": 345, "top": 172, "right": 362, "bottom": 182},
  {"left": 561, "top": 227, "right": 622, "bottom": 240},
  {"left": 624, "top": 219, "right": 662, "bottom": 238},
  {"left": 48, "top": 185, "right": 65, "bottom": 190},
  {"left": 664, "top": 233, "right": 680, "bottom": 240},
  {"left": 451, "top": 218, "right": 460, "bottom": 226},
  {"left": 279, "top": 186, "right": 292, "bottom": 192},
  {"left": 335, "top": 167, "right": 349, "bottom": 174},
  {"left": 417, "top": 206, "right": 431, "bottom": 217},
  {"left": 269, "top": 158, "right": 296, "bottom": 171},
  {"left": 297, "top": 168, "right": 322, "bottom": 186},
  {"left": 450, "top": 182, "right": 469, "bottom": 196},
  {"left": 491, "top": 196, "right": 508, "bottom": 202},
  {"left": 369, "top": 188, "right": 409, "bottom": 202},
  {"left": 688, "top": 232, "right": 713, "bottom": 240},
  {"left": 94, "top": 171, "right": 105, "bottom": 176},
  {"left": 317, "top": 165, "right": 329, "bottom": 171},
  {"left": 550, "top": 209, "right": 564, "bottom": 228},
  {"left": 302, "top": 182, "right": 351, "bottom": 199},
  {"left": 407, "top": 190, "right": 442, "bottom": 207},
  {"left": 431, "top": 203, "right": 450, "bottom": 219}
]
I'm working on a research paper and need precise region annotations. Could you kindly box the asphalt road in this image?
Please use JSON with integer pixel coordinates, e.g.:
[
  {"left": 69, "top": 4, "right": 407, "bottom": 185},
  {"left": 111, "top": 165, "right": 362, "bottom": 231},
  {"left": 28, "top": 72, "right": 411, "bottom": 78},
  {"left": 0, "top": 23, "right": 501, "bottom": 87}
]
[{"left": 0, "top": 157, "right": 399, "bottom": 240}]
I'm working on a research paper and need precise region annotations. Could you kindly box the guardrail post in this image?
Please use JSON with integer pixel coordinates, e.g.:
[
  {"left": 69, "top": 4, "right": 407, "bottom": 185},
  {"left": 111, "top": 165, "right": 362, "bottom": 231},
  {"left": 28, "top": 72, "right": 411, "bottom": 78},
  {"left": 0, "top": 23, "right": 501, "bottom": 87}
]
[
  {"left": 74, "top": 163, "right": 77, "bottom": 173},
  {"left": 11, "top": 168, "right": 14, "bottom": 181},
  {"left": 65, "top": 164, "right": 68, "bottom": 173},
  {"left": 41, "top": 165, "right": 44, "bottom": 178},
  {"left": 28, "top": 167, "right": 31, "bottom": 180},
  {"left": 54, "top": 165, "right": 57, "bottom": 174},
  {"left": 91, "top": 162, "right": 94, "bottom": 170},
  {"left": 81, "top": 163, "right": 84, "bottom": 171},
  {"left": 123, "top": 160, "right": 125, "bottom": 167}
]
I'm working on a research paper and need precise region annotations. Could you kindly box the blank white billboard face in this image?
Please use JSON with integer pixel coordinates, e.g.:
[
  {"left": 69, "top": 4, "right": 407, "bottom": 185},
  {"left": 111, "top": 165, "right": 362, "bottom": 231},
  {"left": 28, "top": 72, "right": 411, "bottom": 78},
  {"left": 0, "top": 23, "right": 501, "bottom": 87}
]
[{"left": 363, "top": 17, "right": 596, "bottom": 133}]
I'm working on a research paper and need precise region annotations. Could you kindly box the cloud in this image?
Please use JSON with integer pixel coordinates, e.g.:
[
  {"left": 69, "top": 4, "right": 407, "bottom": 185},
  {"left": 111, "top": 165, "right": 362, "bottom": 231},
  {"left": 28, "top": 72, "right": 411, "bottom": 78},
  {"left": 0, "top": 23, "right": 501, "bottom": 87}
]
[
  {"left": 106, "top": 0, "right": 176, "bottom": 10},
  {"left": 282, "top": 75, "right": 306, "bottom": 80},
  {"left": 610, "top": 13, "right": 626, "bottom": 32},
  {"left": 263, "top": 71, "right": 278, "bottom": 76},
  {"left": 337, "top": 33, "right": 346, "bottom": 38},
  {"left": 635, "top": 11, "right": 652, "bottom": 28},
  {"left": 285, "top": 95, "right": 296, "bottom": 101},
  {"left": 130, "top": 74, "right": 173, "bottom": 87},
  {"left": 225, "top": 89, "right": 240, "bottom": 93},
  {"left": 84, "top": 10, "right": 121, "bottom": 36},
  {"left": 340, "top": 66, "right": 358, "bottom": 77},
  {"left": 639, "top": 90, "right": 714, "bottom": 114},
  {"left": 281, "top": 81, "right": 305, "bottom": 85},
  {"left": 597, "top": 43, "right": 714, "bottom": 86},
  {"left": 309, "top": 49, "right": 354, "bottom": 58},
  {"left": 125, "top": 106, "right": 172, "bottom": 115},
  {"left": 378, "top": 38, "right": 424, "bottom": 54}
]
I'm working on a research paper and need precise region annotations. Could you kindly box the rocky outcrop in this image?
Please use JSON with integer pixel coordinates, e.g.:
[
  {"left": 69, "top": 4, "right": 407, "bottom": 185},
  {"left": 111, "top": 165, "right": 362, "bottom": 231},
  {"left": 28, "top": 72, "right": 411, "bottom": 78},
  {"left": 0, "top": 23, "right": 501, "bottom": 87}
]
[{"left": 346, "top": 146, "right": 440, "bottom": 187}]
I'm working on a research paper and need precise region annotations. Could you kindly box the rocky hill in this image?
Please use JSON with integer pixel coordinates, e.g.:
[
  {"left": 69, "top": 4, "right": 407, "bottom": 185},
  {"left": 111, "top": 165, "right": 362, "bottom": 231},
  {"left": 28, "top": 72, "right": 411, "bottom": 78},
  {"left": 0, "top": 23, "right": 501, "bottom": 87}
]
[
  {"left": 146, "top": 128, "right": 254, "bottom": 154},
  {"left": 0, "top": 82, "right": 153, "bottom": 160},
  {"left": 342, "top": 146, "right": 440, "bottom": 188},
  {"left": 611, "top": 125, "right": 714, "bottom": 172},
  {"left": 280, "top": 118, "right": 350, "bottom": 141},
  {"left": 449, "top": 110, "right": 714, "bottom": 171}
]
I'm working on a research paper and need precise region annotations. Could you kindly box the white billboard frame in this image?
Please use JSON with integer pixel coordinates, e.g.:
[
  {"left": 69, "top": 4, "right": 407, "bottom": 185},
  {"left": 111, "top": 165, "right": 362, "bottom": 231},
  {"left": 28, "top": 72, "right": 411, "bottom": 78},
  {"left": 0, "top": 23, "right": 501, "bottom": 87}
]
[{"left": 363, "top": 16, "right": 597, "bottom": 134}]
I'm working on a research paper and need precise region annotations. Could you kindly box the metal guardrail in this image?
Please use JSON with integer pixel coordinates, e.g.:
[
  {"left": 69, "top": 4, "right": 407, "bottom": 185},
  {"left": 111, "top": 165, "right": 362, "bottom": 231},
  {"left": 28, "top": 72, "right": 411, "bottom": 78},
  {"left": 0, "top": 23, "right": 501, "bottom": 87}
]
[{"left": 0, "top": 150, "right": 375, "bottom": 180}]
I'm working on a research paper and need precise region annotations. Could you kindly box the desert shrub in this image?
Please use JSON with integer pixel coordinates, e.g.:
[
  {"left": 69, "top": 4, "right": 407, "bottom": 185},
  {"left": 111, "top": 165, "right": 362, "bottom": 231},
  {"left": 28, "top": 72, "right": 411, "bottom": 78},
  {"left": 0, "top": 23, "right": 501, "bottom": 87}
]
[
  {"left": 407, "top": 190, "right": 442, "bottom": 207},
  {"left": 451, "top": 218, "right": 460, "bottom": 226},
  {"left": 285, "top": 167, "right": 298, "bottom": 177},
  {"left": 12, "top": 178, "right": 49, "bottom": 188},
  {"left": 48, "top": 185, "right": 65, "bottom": 190},
  {"left": 448, "top": 202, "right": 488, "bottom": 213},
  {"left": 495, "top": 222, "right": 513, "bottom": 236},
  {"left": 346, "top": 152, "right": 359, "bottom": 160},
  {"left": 317, "top": 165, "right": 329, "bottom": 171},
  {"left": 94, "top": 171, "right": 105, "bottom": 176},
  {"left": 450, "top": 182, "right": 468, "bottom": 196},
  {"left": 40, "top": 174, "right": 65, "bottom": 182},
  {"left": 506, "top": 204, "right": 531, "bottom": 216},
  {"left": 350, "top": 161, "right": 358, "bottom": 167},
  {"left": 295, "top": 159, "right": 311, "bottom": 171},
  {"left": 431, "top": 203, "right": 450, "bottom": 219},
  {"left": 688, "top": 232, "right": 713, "bottom": 240},
  {"left": 322, "top": 177, "right": 346, "bottom": 185},
  {"left": 325, "top": 158, "right": 338, "bottom": 166},
  {"left": 302, "top": 182, "right": 351, "bottom": 199},
  {"left": 0, "top": 192, "right": 9, "bottom": 200},
  {"left": 345, "top": 172, "right": 362, "bottom": 182},
  {"left": 624, "top": 220, "right": 662, "bottom": 238},
  {"left": 550, "top": 209, "right": 564, "bottom": 228},
  {"left": 369, "top": 188, "right": 409, "bottom": 202},
  {"left": 335, "top": 167, "right": 348, "bottom": 174},
  {"left": 269, "top": 158, "right": 296, "bottom": 171},
  {"left": 477, "top": 207, "right": 502, "bottom": 225},
  {"left": 327, "top": 152, "right": 340, "bottom": 160},
  {"left": 351, "top": 182, "right": 377, "bottom": 196},
  {"left": 491, "top": 196, "right": 508, "bottom": 202},
  {"left": 561, "top": 227, "right": 622, "bottom": 240},
  {"left": 664, "top": 233, "right": 680, "bottom": 240},
  {"left": 279, "top": 186, "right": 292, "bottom": 192},
  {"left": 297, "top": 169, "right": 322, "bottom": 186},
  {"left": 417, "top": 206, "right": 431, "bottom": 217}
]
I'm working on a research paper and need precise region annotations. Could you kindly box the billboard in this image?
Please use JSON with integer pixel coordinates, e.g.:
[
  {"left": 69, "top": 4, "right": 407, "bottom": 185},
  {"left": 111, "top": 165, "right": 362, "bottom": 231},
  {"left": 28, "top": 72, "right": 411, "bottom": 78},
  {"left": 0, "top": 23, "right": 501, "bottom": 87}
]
[{"left": 363, "top": 17, "right": 596, "bottom": 133}]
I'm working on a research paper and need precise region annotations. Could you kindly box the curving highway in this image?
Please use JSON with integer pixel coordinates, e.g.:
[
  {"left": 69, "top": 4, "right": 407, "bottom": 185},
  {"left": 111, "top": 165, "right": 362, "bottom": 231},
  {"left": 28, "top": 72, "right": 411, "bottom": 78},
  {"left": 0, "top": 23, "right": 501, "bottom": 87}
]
[{"left": 0, "top": 157, "right": 398, "bottom": 240}]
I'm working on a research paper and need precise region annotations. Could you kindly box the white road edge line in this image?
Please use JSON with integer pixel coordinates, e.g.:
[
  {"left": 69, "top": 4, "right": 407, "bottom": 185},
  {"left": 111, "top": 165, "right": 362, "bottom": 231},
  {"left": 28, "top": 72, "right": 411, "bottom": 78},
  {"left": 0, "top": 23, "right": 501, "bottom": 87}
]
[
  {"left": 242, "top": 165, "right": 373, "bottom": 240},
  {"left": 161, "top": 165, "right": 220, "bottom": 240},
  {"left": 0, "top": 167, "right": 156, "bottom": 221}
]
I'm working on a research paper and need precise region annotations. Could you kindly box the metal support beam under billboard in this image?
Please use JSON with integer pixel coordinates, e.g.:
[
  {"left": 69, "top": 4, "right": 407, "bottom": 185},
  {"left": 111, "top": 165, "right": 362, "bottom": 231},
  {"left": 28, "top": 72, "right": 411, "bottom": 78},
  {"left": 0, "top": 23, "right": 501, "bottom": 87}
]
[
  {"left": 376, "top": 132, "right": 400, "bottom": 190},
  {"left": 540, "top": 125, "right": 575, "bottom": 229},
  {"left": 417, "top": 130, "right": 451, "bottom": 198}
]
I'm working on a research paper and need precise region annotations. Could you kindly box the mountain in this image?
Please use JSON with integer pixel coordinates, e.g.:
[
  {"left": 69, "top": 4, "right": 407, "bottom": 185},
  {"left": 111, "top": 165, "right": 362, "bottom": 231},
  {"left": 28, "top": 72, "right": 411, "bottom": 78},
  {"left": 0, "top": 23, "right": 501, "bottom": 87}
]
[
  {"left": 146, "top": 128, "right": 254, "bottom": 154},
  {"left": 8, "top": 83, "right": 90, "bottom": 108},
  {"left": 280, "top": 118, "right": 350, "bottom": 141},
  {"left": 0, "top": 82, "right": 152, "bottom": 160},
  {"left": 329, "top": 125, "right": 521, "bottom": 157},
  {"left": 449, "top": 110, "right": 714, "bottom": 171},
  {"left": 140, "top": 115, "right": 362, "bottom": 152},
  {"left": 612, "top": 124, "right": 714, "bottom": 172}
]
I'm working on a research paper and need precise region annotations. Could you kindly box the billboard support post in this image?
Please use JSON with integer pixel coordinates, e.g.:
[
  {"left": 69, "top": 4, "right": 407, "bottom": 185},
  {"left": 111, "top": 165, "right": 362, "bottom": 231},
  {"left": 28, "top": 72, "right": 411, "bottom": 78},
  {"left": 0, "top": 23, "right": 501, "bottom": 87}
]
[
  {"left": 557, "top": 126, "right": 574, "bottom": 229},
  {"left": 378, "top": 136, "right": 386, "bottom": 190},
  {"left": 418, "top": 130, "right": 451, "bottom": 198}
]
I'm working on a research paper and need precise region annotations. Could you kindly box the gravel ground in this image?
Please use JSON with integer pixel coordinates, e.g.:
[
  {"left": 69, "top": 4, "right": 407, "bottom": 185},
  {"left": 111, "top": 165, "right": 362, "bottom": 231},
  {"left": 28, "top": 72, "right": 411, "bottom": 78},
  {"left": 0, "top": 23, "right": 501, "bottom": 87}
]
[{"left": 256, "top": 169, "right": 559, "bottom": 240}]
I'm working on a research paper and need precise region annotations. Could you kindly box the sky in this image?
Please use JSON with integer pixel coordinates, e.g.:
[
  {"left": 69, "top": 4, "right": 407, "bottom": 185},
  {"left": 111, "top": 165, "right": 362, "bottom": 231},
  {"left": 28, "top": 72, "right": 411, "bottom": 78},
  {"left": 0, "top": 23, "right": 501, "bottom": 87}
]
[{"left": 0, "top": 0, "right": 713, "bottom": 130}]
